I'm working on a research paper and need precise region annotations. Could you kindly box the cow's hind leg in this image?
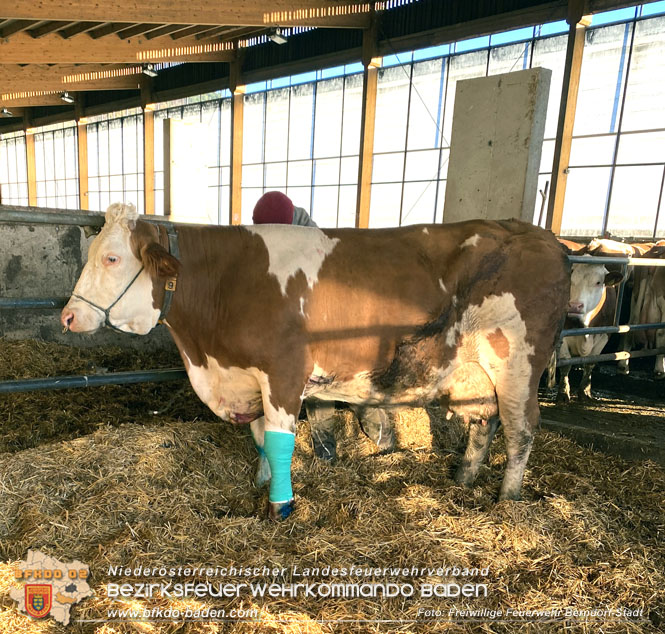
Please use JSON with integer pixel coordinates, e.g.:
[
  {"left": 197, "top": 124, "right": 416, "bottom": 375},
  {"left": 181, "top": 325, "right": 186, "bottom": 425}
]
[
  {"left": 250, "top": 416, "right": 271, "bottom": 488},
  {"left": 455, "top": 417, "right": 500, "bottom": 488},
  {"left": 497, "top": 397, "right": 537, "bottom": 501},
  {"left": 305, "top": 400, "right": 337, "bottom": 461}
]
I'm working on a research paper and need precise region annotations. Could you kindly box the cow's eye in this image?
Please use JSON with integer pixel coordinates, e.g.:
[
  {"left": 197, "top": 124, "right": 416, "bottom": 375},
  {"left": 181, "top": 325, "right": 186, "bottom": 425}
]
[{"left": 104, "top": 254, "right": 120, "bottom": 266}]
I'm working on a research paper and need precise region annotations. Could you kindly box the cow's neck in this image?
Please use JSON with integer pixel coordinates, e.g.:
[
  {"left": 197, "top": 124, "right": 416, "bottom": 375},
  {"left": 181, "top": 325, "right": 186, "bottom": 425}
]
[{"left": 158, "top": 224, "right": 246, "bottom": 368}]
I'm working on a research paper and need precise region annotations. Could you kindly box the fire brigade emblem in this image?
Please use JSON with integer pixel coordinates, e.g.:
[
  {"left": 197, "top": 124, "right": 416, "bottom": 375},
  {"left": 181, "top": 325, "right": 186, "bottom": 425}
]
[{"left": 25, "top": 584, "right": 52, "bottom": 618}]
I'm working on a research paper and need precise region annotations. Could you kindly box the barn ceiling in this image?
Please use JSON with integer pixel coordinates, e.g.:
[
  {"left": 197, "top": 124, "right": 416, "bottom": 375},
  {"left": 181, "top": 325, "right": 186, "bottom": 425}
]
[{"left": 0, "top": 0, "right": 657, "bottom": 127}]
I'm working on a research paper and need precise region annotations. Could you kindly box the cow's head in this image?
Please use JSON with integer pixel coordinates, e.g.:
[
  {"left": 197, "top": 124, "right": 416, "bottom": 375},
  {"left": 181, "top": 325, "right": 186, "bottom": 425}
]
[
  {"left": 61, "top": 203, "right": 180, "bottom": 335},
  {"left": 568, "top": 260, "right": 623, "bottom": 325}
]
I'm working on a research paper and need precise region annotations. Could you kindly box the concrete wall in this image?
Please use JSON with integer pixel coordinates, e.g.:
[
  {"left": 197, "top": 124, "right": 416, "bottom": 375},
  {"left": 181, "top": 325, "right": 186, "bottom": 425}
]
[
  {"left": 443, "top": 67, "right": 551, "bottom": 224},
  {"left": 0, "top": 214, "right": 175, "bottom": 351}
]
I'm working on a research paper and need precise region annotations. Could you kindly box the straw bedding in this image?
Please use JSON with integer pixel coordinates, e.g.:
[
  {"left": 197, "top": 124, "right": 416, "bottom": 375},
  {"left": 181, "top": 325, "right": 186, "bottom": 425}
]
[{"left": 0, "top": 339, "right": 663, "bottom": 633}]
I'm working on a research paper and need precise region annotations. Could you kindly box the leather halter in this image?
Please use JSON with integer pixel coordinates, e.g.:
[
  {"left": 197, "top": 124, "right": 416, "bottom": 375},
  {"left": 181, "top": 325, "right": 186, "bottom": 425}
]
[{"left": 72, "top": 222, "right": 179, "bottom": 334}]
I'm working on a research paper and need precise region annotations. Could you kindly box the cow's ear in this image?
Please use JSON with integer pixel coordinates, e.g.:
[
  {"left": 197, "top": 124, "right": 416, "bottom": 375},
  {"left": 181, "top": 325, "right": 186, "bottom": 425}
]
[
  {"left": 604, "top": 271, "right": 624, "bottom": 287},
  {"left": 140, "top": 242, "right": 181, "bottom": 278}
]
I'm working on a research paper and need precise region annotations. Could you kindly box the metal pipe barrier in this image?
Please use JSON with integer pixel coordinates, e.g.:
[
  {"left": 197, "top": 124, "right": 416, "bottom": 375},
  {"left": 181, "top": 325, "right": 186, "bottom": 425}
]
[
  {"left": 0, "top": 204, "right": 177, "bottom": 228},
  {"left": 557, "top": 347, "right": 665, "bottom": 368},
  {"left": 0, "top": 297, "right": 69, "bottom": 309},
  {"left": 561, "top": 322, "right": 665, "bottom": 337},
  {"left": 0, "top": 368, "right": 188, "bottom": 394}
]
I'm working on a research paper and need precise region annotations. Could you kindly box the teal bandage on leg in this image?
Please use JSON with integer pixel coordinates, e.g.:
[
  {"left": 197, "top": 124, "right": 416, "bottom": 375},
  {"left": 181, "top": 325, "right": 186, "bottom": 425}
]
[{"left": 263, "top": 430, "right": 295, "bottom": 503}]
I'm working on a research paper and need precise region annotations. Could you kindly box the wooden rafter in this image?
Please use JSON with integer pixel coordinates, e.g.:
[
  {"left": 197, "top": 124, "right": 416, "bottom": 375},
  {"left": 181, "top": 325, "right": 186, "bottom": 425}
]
[
  {"left": 0, "top": 94, "right": 65, "bottom": 107},
  {"left": 195, "top": 26, "right": 235, "bottom": 41},
  {"left": 0, "top": 32, "right": 236, "bottom": 63},
  {"left": 145, "top": 25, "right": 198, "bottom": 39},
  {"left": 27, "top": 20, "right": 73, "bottom": 38},
  {"left": 59, "top": 22, "right": 104, "bottom": 38},
  {"left": 2, "top": 1, "right": 371, "bottom": 28},
  {"left": 89, "top": 22, "right": 135, "bottom": 39},
  {"left": 170, "top": 25, "right": 220, "bottom": 40},
  {"left": 0, "top": 19, "right": 37, "bottom": 37},
  {"left": 117, "top": 24, "right": 166, "bottom": 40},
  {"left": 0, "top": 64, "right": 142, "bottom": 94}
]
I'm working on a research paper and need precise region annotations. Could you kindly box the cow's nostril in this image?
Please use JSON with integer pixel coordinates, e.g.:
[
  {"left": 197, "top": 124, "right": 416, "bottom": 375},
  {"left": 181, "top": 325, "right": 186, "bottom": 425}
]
[{"left": 61, "top": 310, "right": 75, "bottom": 330}]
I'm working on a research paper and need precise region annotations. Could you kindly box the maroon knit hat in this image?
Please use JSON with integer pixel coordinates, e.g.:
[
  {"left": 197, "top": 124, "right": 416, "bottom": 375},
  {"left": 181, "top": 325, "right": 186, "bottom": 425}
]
[{"left": 252, "top": 191, "right": 295, "bottom": 224}]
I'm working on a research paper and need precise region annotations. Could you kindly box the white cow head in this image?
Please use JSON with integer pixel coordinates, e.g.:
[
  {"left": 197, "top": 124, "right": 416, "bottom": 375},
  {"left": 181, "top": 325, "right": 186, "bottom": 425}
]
[
  {"left": 568, "top": 260, "right": 623, "bottom": 325},
  {"left": 61, "top": 203, "right": 180, "bottom": 335}
]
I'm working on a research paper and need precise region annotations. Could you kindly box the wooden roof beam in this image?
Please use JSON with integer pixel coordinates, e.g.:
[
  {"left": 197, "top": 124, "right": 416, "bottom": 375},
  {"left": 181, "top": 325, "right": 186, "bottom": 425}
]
[
  {"left": 0, "top": 32, "right": 236, "bottom": 63},
  {"left": 195, "top": 26, "right": 235, "bottom": 40},
  {"left": 3, "top": 1, "right": 371, "bottom": 28},
  {"left": 145, "top": 24, "right": 199, "bottom": 39},
  {"left": 170, "top": 25, "right": 221, "bottom": 40},
  {"left": 0, "top": 94, "right": 67, "bottom": 107},
  {"left": 89, "top": 22, "right": 135, "bottom": 39},
  {"left": 59, "top": 22, "right": 104, "bottom": 38},
  {"left": 27, "top": 20, "right": 75, "bottom": 38},
  {"left": 117, "top": 23, "right": 167, "bottom": 39},
  {"left": 0, "top": 19, "right": 38, "bottom": 37},
  {"left": 0, "top": 65, "right": 142, "bottom": 93}
]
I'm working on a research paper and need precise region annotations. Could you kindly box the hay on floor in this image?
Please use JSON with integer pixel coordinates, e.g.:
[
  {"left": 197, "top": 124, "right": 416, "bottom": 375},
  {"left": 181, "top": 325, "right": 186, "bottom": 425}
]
[{"left": 0, "top": 340, "right": 663, "bottom": 633}]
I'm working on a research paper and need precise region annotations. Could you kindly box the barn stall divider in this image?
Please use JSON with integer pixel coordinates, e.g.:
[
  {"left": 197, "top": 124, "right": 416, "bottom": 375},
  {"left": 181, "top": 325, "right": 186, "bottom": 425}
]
[{"left": 2, "top": 204, "right": 665, "bottom": 394}]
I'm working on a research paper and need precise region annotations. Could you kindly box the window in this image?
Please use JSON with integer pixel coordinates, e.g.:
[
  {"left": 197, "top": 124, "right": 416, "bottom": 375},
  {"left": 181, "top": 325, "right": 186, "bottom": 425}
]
[
  {"left": 241, "top": 71, "right": 363, "bottom": 227},
  {"left": 0, "top": 131, "right": 29, "bottom": 205},
  {"left": 154, "top": 95, "right": 232, "bottom": 224},
  {"left": 33, "top": 123, "right": 79, "bottom": 210},
  {"left": 87, "top": 110, "right": 144, "bottom": 214}
]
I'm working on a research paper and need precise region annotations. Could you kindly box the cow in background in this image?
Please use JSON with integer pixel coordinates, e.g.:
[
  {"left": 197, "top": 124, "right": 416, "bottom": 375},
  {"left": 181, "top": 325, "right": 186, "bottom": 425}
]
[
  {"left": 617, "top": 243, "right": 665, "bottom": 378},
  {"left": 557, "top": 260, "right": 623, "bottom": 403}
]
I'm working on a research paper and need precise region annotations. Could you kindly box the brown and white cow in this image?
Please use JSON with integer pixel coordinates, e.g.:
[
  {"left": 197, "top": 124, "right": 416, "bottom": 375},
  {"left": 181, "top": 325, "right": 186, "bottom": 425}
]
[
  {"left": 61, "top": 203, "right": 570, "bottom": 519},
  {"left": 617, "top": 246, "right": 665, "bottom": 378},
  {"left": 557, "top": 259, "right": 623, "bottom": 403}
]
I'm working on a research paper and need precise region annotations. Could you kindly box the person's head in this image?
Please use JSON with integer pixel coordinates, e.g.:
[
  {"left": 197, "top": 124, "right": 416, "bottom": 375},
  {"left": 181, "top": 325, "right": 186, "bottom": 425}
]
[{"left": 252, "top": 191, "right": 294, "bottom": 225}]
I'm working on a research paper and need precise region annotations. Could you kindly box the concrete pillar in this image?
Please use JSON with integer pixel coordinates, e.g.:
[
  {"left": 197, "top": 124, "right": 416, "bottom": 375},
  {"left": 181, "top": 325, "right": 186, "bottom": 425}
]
[{"left": 443, "top": 67, "right": 551, "bottom": 224}]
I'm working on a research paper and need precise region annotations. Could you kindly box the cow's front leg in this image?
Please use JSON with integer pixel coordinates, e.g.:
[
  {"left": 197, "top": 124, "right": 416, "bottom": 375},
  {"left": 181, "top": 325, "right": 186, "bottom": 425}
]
[
  {"left": 250, "top": 416, "right": 271, "bottom": 488},
  {"left": 254, "top": 373, "right": 300, "bottom": 521},
  {"left": 577, "top": 363, "right": 596, "bottom": 401},
  {"left": 556, "top": 364, "right": 572, "bottom": 404},
  {"left": 556, "top": 340, "right": 571, "bottom": 404}
]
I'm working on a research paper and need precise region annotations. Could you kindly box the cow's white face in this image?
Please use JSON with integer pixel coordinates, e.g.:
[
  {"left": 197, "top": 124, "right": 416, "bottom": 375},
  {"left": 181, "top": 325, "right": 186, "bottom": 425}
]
[
  {"left": 568, "top": 262, "right": 622, "bottom": 325},
  {"left": 61, "top": 203, "right": 160, "bottom": 335}
]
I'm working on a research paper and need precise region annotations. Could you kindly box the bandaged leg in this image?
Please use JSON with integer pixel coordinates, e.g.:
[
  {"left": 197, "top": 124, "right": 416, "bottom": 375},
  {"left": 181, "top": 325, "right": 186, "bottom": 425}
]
[{"left": 263, "top": 430, "right": 295, "bottom": 520}]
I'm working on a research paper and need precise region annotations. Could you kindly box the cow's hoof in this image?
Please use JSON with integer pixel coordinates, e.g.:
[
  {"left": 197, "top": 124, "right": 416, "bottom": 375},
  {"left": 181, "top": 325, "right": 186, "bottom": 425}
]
[
  {"left": 655, "top": 372, "right": 665, "bottom": 381},
  {"left": 555, "top": 392, "right": 570, "bottom": 405},
  {"left": 454, "top": 466, "right": 475, "bottom": 488},
  {"left": 498, "top": 490, "right": 522, "bottom": 502},
  {"left": 312, "top": 432, "right": 336, "bottom": 462},
  {"left": 360, "top": 411, "right": 396, "bottom": 453},
  {"left": 617, "top": 366, "right": 629, "bottom": 376},
  {"left": 255, "top": 456, "right": 271, "bottom": 488},
  {"left": 577, "top": 392, "right": 596, "bottom": 402},
  {"left": 268, "top": 499, "right": 295, "bottom": 521}
]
